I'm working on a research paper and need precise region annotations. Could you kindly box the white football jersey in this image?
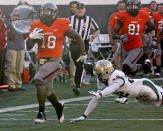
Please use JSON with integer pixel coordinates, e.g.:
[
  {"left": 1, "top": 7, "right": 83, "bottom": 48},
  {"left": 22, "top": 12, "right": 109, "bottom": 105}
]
[{"left": 97, "top": 70, "right": 163, "bottom": 98}]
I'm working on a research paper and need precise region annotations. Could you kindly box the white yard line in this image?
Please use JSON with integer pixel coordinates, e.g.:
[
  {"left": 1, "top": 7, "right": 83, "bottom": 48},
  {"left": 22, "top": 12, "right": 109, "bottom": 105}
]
[
  {"left": 0, "top": 96, "right": 92, "bottom": 113},
  {"left": 0, "top": 118, "right": 163, "bottom": 121}
]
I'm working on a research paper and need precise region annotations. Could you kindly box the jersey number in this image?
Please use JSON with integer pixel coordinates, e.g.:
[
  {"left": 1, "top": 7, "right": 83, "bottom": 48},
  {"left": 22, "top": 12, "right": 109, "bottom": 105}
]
[
  {"left": 158, "top": 21, "right": 163, "bottom": 29},
  {"left": 116, "top": 91, "right": 129, "bottom": 97},
  {"left": 128, "top": 24, "right": 140, "bottom": 35},
  {"left": 41, "top": 35, "right": 56, "bottom": 49}
]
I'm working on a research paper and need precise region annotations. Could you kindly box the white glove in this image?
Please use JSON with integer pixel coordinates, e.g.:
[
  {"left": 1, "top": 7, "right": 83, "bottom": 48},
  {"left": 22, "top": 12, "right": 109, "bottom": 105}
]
[
  {"left": 76, "top": 54, "right": 87, "bottom": 62},
  {"left": 88, "top": 90, "right": 102, "bottom": 99},
  {"left": 115, "top": 97, "right": 128, "bottom": 104},
  {"left": 29, "top": 28, "right": 44, "bottom": 39},
  {"left": 70, "top": 116, "right": 86, "bottom": 124},
  {"left": 120, "top": 35, "right": 128, "bottom": 43}
]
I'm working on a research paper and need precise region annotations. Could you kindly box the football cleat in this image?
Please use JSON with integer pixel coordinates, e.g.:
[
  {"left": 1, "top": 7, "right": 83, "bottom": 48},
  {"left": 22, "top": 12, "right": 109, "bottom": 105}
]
[
  {"left": 155, "top": 73, "right": 160, "bottom": 77},
  {"left": 55, "top": 103, "right": 64, "bottom": 123},
  {"left": 115, "top": 97, "right": 128, "bottom": 104},
  {"left": 70, "top": 115, "right": 86, "bottom": 124},
  {"left": 34, "top": 112, "right": 46, "bottom": 124},
  {"left": 72, "top": 88, "right": 80, "bottom": 95}
]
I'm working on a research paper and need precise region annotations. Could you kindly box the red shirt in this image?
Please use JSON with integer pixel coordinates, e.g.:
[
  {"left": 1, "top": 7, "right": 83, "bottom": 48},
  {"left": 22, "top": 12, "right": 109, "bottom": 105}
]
[
  {"left": 30, "top": 18, "right": 72, "bottom": 58},
  {"left": 0, "top": 20, "right": 7, "bottom": 50},
  {"left": 108, "top": 12, "right": 122, "bottom": 34},
  {"left": 152, "top": 12, "right": 163, "bottom": 34},
  {"left": 117, "top": 10, "right": 149, "bottom": 50}
]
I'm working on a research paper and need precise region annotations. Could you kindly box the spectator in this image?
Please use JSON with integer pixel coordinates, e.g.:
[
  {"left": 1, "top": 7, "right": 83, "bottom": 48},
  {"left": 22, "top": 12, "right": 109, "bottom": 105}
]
[
  {"left": 108, "top": 0, "right": 126, "bottom": 69},
  {"left": 7, "top": 8, "right": 26, "bottom": 91},
  {"left": 68, "top": 1, "right": 79, "bottom": 88},
  {"left": 0, "top": 9, "right": 8, "bottom": 85},
  {"left": 149, "top": 1, "right": 157, "bottom": 15},
  {"left": 69, "top": 3, "right": 100, "bottom": 95},
  {"left": 69, "top": 1, "right": 79, "bottom": 15}
]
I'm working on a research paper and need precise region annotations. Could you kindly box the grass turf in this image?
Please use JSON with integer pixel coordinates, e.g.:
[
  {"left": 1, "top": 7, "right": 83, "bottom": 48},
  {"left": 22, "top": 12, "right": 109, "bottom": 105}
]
[{"left": 0, "top": 77, "right": 163, "bottom": 131}]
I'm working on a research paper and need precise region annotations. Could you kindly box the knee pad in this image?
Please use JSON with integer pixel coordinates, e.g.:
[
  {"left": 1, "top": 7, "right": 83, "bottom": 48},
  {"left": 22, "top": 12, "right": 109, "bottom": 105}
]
[
  {"left": 122, "top": 64, "right": 131, "bottom": 75},
  {"left": 34, "top": 79, "right": 44, "bottom": 87}
]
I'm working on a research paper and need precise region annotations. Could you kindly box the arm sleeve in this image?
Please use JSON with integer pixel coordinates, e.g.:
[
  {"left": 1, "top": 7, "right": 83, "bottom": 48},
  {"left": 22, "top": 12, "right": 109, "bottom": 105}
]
[
  {"left": 144, "top": 12, "right": 150, "bottom": 24},
  {"left": 108, "top": 13, "right": 116, "bottom": 26},
  {"left": 101, "top": 82, "right": 121, "bottom": 97},
  {"left": 91, "top": 18, "right": 99, "bottom": 31},
  {"left": 84, "top": 96, "right": 100, "bottom": 116},
  {"left": 62, "top": 18, "right": 72, "bottom": 32},
  {"left": 117, "top": 11, "right": 125, "bottom": 24}
]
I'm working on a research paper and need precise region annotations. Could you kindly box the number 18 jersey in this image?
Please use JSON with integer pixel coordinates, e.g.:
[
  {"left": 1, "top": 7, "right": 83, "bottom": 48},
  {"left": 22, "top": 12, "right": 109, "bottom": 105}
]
[
  {"left": 117, "top": 10, "right": 149, "bottom": 50},
  {"left": 30, "top": 18, "right": 72, "bottom": 58}
]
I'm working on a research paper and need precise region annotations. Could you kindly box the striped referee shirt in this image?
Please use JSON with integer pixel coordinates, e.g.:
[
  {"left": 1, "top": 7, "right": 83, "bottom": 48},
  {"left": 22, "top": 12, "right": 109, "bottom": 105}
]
[{"left": 69, "top": 15, "right": 99, "bottom": 41}]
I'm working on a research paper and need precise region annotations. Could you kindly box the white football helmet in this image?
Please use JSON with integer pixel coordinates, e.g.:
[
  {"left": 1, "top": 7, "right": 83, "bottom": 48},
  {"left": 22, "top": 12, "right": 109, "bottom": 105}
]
[{"left": 94, "top": 60, "right": 114, "bottom": 82}]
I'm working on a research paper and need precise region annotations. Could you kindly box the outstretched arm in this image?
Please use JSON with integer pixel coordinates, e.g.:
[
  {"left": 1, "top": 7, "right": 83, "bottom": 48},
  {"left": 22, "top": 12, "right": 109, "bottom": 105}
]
[
  {"left": 64, "top": 29, "right": 86, "bottom": 55},
  {"left": 70, "top": 82, "right": 121, "bottom": 123}
]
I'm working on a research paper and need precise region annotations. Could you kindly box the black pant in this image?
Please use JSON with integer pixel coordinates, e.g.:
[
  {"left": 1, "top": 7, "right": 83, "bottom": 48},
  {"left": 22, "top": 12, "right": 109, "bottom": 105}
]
[
  {"left": 70, "top": 40, "right": 89, "bottom": 88},
  {"left": 0, "top": 48, "right": 6, "bottom": 85}
]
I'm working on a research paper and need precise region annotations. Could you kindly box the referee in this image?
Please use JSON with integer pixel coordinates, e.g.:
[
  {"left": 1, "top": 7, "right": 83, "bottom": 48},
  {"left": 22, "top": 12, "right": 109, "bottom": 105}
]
[{"left": 69, "top": 3, "right": 100, "bottom": 95}]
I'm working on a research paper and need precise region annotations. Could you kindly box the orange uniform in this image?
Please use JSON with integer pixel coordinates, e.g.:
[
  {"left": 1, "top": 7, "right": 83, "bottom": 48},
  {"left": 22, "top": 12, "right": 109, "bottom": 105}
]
[
  {"left": 117, "top": 10, "right": 149, "bottom": 50},
  {"left": 108, "top": 12, "right": 122, "bottom": 34},
  {"left": 152, "top": 12, "right": 163, "bottom": 35},
  {"left": 30, "top": 18, "right": 72, "bottom": 58}
]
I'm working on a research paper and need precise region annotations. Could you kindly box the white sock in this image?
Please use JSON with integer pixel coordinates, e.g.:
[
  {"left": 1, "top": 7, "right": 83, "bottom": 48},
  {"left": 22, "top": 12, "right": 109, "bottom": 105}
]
[{"left": 84, "top": 96, "right": 100, "bottom": 116}]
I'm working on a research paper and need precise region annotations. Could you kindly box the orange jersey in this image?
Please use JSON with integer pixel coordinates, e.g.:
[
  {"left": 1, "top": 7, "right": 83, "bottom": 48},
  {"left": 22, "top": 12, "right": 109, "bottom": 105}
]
[
  {"left": 108, "top": 12, "right": 122, "bottom": 34},
  {"left": 152, "top": 12, "right": 163, "bottom": 34},
  {"left": 117, "top": 10, "right": 149, "bottom": 50},
  {"left": 30, "top": 18, "right": 72, "bottom": 58}
]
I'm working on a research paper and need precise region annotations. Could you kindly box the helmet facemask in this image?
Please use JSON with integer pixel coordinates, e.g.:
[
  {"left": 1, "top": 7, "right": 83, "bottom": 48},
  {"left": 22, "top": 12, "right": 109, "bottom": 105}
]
[
  {"left": 39, "top": 2, "right": 58, "bottom": 26},
  {"left": 127, "top": 0, "right": 141, "bottom": 17}
]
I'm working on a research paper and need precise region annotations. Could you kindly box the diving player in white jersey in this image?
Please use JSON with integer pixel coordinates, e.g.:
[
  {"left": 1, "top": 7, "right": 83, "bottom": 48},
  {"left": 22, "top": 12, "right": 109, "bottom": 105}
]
[{"left": 71, "top": 60, "right": 163, "bottom": 123}]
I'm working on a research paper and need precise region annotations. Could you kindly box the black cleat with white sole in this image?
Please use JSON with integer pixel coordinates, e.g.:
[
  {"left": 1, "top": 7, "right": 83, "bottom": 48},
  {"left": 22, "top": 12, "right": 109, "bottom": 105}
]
[{"left": 34, "top": 112, "right": 46, "bottom": 124}]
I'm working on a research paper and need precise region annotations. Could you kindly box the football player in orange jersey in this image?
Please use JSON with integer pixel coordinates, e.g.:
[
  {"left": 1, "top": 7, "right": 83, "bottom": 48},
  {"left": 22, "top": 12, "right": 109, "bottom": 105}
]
[
  {"left": 26, "top": 2, "right": 87, "bottom": 123},
  {"left": 152, "top": 3, "right": 163, "bottom": 76},
  {"left": 108, "top": 0, "right": 126, "bottom": 70},
  {"left": 112, "top": 0, "right": 155, "bottom": 75}
]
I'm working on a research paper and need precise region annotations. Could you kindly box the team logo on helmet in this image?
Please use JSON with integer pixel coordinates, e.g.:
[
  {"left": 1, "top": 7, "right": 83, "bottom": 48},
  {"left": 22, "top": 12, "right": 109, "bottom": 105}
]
[{"left": 94, "top": 60, "right": 114, "bottom": 82}]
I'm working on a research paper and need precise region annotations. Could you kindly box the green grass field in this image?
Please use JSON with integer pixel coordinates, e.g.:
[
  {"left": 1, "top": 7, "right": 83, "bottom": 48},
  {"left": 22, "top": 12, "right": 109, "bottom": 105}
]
[{"left": 0, "top": 77, "right": 163, "bottom": 131}]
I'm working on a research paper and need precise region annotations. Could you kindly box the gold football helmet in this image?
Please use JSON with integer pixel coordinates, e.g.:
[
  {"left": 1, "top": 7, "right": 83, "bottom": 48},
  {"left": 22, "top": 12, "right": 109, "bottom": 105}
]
[{"left": 94, "top": 60, "right": 114, "bottom": 82}]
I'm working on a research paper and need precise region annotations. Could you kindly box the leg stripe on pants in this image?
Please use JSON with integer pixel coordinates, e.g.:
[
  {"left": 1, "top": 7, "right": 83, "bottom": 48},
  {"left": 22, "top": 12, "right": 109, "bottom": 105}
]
[
  {"left": 132, "top": 49, "right": 143, "bottom": 64},
  {"left": 43, "top": 68, "right": 60, "bottom": 80}
]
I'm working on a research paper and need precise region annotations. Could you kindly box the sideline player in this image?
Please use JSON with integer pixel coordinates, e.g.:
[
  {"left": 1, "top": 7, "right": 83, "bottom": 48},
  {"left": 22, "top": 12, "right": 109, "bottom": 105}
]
[
  {"left": 108, "top": 0, "right": 126, "bottom": 70},
  {"left": 112, "top": 0, "right": 155, "bottom": 75},
  {"left": 26, "top": 2, "right": 87, "bottom": 123},
  {"left": 71, "top": 60, "right": 163, "bottom": 123},
  {"left": 152, "top": 3, "right": 163, "bottom": 76}
]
